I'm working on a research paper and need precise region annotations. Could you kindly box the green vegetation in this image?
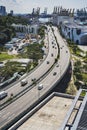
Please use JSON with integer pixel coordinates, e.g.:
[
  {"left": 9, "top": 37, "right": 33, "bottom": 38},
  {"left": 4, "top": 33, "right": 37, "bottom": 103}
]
[
  {"left": 67, "top": 39, "right": 84, "bottom": 56},
  {"left": 0, "top": 46, "right": 7, "bottom": 52},
  {"left": 0, "top": 42, "right": 44, "bottom": 82},
  {"left": 82, "top": 73, "right": 87, "bottom": 83},
  {"left": 0, "top": 15, "right": 29, "bottom": 27},
  {"left": 31, "top": 78, "right": 37, "bottom": 85},
  {"left": 73, "top": 60, "right": 87, "bottom": 88},
  {"left": 83, "top": 58, "right": 87, "bottom": 63},
  {"left": 80, "top": 90, "right": 86, "bottom": 97},
  {"left": 38, "top": 26, "right": 47, "bottom": 38},
  {"left": 18, "top": 43, "right": 44, "bottom": 62},
  {"left": 0, "top": 53, "right": 15, "bottom": 61},
  {"left": 0, "top": 15, "right": 29, "bottom": 44},
  {"left": 0, "top": 60, "right": 34, "bottom": 82},
  {"left": 0, "top": 25, "right": 15, "bottom": 44},
  {"left": 0, "top": 16, "right": 46, "bottom": 86},
  {"left": 26, "top": 43, "right": 44, "bottom": 61},
  {"left": 66, "top": 39, "right": 87, "bottom": 91},
  {"left": 0, "top": 61, "right": 21, "bottom": 80},
  {"left": 83, "top": 51, "right": 87, "bottom": 63},
  {"left": 0, "top": 33, "right": 8, "bottom": 43}
]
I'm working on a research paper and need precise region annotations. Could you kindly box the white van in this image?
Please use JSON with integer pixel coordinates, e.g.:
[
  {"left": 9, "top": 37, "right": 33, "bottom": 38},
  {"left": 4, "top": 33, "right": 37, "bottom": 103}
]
[
  {"left": 0, "top": 91, "right": 8, "bottom": 100},
  {"left": 21, "top": 79, "right": 28, "bottom": 86}
]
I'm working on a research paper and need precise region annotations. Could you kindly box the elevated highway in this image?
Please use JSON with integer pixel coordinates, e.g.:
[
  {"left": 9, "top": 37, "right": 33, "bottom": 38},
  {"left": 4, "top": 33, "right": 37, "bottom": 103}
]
[
  {"left": 1, "top": 25, "right": 58, "bottom": 105},
  {"left": 0, "top": 26, "right": 70, "bottom": 130}
]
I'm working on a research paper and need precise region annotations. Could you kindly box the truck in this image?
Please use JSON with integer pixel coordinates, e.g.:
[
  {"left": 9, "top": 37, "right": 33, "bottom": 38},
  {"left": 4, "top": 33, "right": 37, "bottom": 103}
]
[
  {"left": 0, "top": 91, "right": 8, "bottom": 100},
  {"left": 21, "top": 79, "right": 28, "bottom": 86}
]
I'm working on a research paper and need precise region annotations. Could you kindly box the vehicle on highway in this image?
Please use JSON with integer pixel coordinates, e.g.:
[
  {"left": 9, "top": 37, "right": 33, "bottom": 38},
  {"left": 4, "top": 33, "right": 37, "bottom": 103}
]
[
  {"left": 51, "top": 53, "right": 53, "bottom": 57},
  {"left": 38, "top": 84, "right": 43, "bottom": 90},
  {"left": 47, "top": 61, "right": 49, "bottom": 64},
  {"left": 0, "top": 91, "right": 8, "bottom": 100},
  {"left": 56, "top": 64, "right": 59, "bottom": 67},
  {"left": 21, "top": 79, "right": 28, "bottom": 86},
  {"left": 53, "top": 72, "right": 57, "bottom": 76}
]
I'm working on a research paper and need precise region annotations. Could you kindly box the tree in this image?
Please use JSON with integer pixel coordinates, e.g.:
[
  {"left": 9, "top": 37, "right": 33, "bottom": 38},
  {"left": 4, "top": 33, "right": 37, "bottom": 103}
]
[
  {"left": 26, "top": 43, "right": 43, "bottom": 62},
  {"left": 26, "top": 62, "right": 31, "bottom": 72},
  {"left": 0, "top": 61, "right": 21, "bottom": 80},
  {"left": 75, "top": 60, "right": 81, "bottom": 66},
  {"left": 31, "top": 78, "right": 37, "bottom": 85},
  {"left": 38, "top": 26, "right": 46, "bottom": 38},
  {"left": 75, "top": 72, "right": 83, "bottom": 81}
]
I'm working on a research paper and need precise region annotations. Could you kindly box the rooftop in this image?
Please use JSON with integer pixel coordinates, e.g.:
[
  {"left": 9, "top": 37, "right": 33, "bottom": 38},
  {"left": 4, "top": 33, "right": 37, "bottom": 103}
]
[
  {"left": 10, "top": 58, "right": 32, "bottom": 64},
  {"left": 18, "top": 93, "right": 73, "bottom": 130},
  {"left": 63, "top": 20, "right": 87, "bottom": 30},
  {"left": 9, "top": 90, "right": 86, "bottom": 130}
]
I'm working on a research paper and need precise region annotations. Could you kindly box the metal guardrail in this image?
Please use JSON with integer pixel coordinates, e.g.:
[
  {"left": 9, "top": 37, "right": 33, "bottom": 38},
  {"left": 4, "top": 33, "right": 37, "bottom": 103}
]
[
  {"left": 59, "top": 89, "right": 82, "bottom": 130},
  {"left": 71, "top": 91, "right": 87, "bottom": 130}
]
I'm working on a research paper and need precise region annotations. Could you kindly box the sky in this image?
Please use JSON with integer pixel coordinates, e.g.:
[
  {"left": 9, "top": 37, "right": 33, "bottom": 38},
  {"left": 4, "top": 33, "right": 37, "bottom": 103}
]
[{"left": 0, "top": 0, "right": 87, "bottom": 14}]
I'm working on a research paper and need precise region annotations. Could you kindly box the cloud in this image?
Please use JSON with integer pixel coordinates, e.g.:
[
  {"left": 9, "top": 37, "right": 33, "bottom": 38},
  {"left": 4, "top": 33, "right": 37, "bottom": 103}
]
[
  {"left": 12, "top": 0, "right": 16, "bottom": 2},
  {"left": 0, "top": 0, "right": 23, "bottom": 13},
  {"left": 0, "top": 0, "right": 87, "bottom": 14}
]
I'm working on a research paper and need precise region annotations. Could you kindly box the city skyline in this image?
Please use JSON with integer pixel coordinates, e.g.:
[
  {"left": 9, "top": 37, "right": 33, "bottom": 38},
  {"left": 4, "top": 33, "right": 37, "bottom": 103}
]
[{"left": 0, "top": 0, "right": 87, "bottom": 14}]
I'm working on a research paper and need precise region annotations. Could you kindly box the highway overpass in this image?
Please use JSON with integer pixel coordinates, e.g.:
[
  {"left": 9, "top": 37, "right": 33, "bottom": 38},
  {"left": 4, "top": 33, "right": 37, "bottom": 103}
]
[{"left": 0, "top": 26, "right": 70, "bottom": 130}]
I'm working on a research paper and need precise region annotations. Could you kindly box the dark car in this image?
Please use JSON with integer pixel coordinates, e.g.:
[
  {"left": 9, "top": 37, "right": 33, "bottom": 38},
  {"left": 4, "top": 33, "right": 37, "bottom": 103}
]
[
  {"left": 53, "top": 72, "right": 57, "bottom": 76},
  {"left": 47, "top": 61, "right": 49, "bottom": 64},
  {"left": 51, "top": 53, "right": 53, "bottom": 57}
]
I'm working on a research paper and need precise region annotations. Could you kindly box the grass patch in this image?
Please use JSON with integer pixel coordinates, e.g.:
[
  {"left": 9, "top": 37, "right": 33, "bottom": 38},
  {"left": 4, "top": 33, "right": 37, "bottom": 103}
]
[
  {"left": 0, "top": 53, "right": 17, "bottom": 61},
  {"left": 82, "top": 73, "right": 87, "bottom": 82},
  {"left": 80, "top": 90, "right": 86, "bottom": 97}
]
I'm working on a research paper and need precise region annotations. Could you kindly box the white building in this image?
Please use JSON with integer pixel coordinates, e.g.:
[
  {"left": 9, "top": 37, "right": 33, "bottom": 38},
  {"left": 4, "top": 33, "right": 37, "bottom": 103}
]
[
  {"left": 61, "top": 21, "right": 87, "bottom": 45},
  {"left": 10, "top": 59, "right": 32, "bottom": 67},
  {"left": 12, "top": 24, "right": 39, "bottom": 35}
]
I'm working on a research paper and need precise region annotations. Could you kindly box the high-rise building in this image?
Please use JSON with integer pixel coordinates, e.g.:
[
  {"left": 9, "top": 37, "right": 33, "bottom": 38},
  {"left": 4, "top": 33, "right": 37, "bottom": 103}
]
[
  {"left": 10, "top": 10, "right": 13, "bottom": 16},
  {"left": 0, "top": 6, "right": 6, "bottom": 16},
  {"left": 44, "top": 8, "right": 47, "bottom": 15}
]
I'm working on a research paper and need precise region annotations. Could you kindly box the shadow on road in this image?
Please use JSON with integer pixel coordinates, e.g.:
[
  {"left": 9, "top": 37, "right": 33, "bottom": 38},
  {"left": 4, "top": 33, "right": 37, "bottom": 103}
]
[{"left": 52, "top": 63, "right": 72, "bottom": 93}]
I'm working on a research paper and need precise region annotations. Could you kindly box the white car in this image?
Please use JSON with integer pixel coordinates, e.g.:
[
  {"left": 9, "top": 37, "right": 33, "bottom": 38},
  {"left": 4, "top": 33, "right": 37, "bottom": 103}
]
[
  {"left": 38, "top": 84, "right": 43, "bottom": 90},
  {"left": 21, "top": 79, "right": 28, "bottom": 86},
  {"left": 0, "top": 91, "right": 8, "bottom": 100}
]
